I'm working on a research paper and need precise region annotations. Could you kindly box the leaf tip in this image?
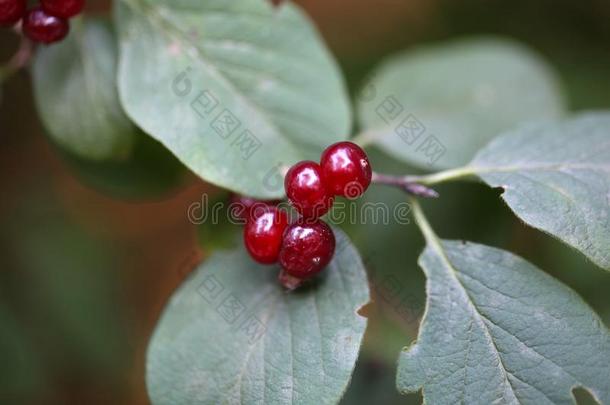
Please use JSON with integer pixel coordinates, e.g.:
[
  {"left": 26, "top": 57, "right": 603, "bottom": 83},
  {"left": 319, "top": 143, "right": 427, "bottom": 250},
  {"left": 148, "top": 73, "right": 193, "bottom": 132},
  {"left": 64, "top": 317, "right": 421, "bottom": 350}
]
[{"left": 356, "top": 300, "right": 374, "bottom": 319}]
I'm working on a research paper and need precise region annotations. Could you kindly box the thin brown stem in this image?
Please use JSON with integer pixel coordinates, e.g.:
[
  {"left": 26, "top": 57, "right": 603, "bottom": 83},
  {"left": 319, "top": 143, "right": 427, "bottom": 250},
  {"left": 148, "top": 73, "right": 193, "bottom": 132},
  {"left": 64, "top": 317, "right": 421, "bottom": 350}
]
[
  {"left": 371, "top": 172, "right": 439, "bottom": 198},
  {"left": 0, "top": 33, "right": 33, "bottom": 83}
]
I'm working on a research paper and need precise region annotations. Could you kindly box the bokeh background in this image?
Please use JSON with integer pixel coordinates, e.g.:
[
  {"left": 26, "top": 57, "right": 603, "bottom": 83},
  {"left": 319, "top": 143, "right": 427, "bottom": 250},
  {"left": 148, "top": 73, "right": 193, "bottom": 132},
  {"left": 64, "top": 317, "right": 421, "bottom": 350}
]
[{"left": 1, "top": 0, "right": 609, "bottom": 404}]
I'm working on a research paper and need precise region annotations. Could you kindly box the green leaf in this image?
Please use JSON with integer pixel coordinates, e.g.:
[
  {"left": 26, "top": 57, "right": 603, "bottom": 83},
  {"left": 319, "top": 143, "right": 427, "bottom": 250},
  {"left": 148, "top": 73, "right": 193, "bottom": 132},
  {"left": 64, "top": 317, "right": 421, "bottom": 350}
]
[
  {"left": 469, "top": 112, "right": 610, "bottom": 270},
  {"left": 398, "top": 239, "right": 610, "bottom": 404},
  {"left": 59, "top": 130, "right": 186, "bottom": 199},
  {"left": 357, "top": 37, "right": 565, "bottom": 170},
  {"left": 147, "top": 229, "right": 369, "bottom": 404},
  {"left": 116, "top": 0, "right": 351, "bottom": 198},
  {"left": 33, "top": 18, "right": 185, "bottom": 199},
  {"left": 33, "top": 18, "right": 136, "bottom": 161}
]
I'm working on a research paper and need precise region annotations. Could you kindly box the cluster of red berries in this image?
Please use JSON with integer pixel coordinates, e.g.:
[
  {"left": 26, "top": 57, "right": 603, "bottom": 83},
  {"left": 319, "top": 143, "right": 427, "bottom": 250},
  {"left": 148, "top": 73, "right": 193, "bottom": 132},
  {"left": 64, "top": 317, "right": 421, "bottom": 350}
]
[
  {"left": 0, "top": 0, "right": 84, "bottom": 44},
  {"left": 240, "top": 141, "right": 372, "bottom": 288}
]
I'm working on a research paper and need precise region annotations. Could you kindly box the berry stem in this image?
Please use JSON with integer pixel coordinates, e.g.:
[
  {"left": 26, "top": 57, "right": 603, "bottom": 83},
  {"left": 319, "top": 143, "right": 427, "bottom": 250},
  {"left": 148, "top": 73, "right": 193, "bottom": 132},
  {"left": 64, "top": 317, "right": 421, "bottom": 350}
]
[
  {"left": 371, "top": 172, "right": 439, "bottom": 198},
  {"left": 0, "top": 32, "right": 33, "bottom": 83},
  {"left": 403, "top": 166, "right": 477, "bottom": 185},
  {"left": 409, "top": 197, "right": 437, "bottom": 243},
  {"left": 409, "top": 197, "right": 445, "bottom": 258}
]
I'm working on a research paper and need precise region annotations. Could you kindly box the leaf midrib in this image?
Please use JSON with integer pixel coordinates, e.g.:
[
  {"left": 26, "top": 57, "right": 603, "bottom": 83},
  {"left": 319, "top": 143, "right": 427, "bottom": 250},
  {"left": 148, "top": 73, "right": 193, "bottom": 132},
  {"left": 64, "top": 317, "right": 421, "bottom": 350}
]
[
  {"left": 425, "top": 237, "right": 521, "bottom": 404},
  {"left": 77, "top": 25, "right": 112, "bottom": 147}
]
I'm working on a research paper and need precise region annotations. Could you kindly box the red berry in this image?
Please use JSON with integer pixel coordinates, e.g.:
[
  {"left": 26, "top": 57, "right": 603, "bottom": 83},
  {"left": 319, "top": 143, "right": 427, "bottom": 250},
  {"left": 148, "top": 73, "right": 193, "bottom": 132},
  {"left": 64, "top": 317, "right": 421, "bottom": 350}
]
[
  {"left": 279, "top": 219, "right": 335, "bottom": 279},
  {"left": 320, "top": 141, "right": 372, "bottom": 198},
  {"left": 22, "top": 7, "right": 69, "bottom": 44},
  {"left": 41, "top": 0, "right": 84, "bottom": 19},
  {"left": 244, "top": 206, "right": 289, "bottom": 264},
  {"left": 229, "top": 194, "right": 282, "bottom": 223},
  {"left": 0, "top": 0, "right": 25, "bottom": 26},
  {"left": 284, "top": 161, "right": 334, "bottom": 218}
]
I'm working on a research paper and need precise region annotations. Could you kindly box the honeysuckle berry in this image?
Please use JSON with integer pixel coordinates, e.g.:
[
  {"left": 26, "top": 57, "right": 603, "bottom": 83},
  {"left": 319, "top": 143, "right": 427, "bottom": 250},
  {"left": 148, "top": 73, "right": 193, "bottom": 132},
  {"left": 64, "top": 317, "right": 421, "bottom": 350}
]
[
  {"left": 284, "top": 160, "right": 334, "bottom": 218},
  {"left": 320, "top": 141, "right": 372, "bottom": 198},
  {"left": 22, "top": 7, "right": 69, "bottom": 44},
  {"left": 41, "top": 0, "right": 84, "bottom": 19},
  {"left": 279, "top": 219, "right": 335, "bottom": 279},
  {"left": 0, "top": 0, "right": 25, "bottom": 26},
  {"left": 229, "top": 194, "right": 281, "bottom": 223},
  {"left": 244, "top": 206, "right": 289, "bottom": 264}
]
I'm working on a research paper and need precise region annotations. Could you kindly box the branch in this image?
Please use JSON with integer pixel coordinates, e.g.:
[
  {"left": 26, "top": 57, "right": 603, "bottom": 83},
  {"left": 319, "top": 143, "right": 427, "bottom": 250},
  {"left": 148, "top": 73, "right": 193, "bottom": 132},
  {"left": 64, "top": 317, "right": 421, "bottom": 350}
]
[
  {"left": 0, "top": 32, "right": 33, "bottom": 83},
  {"left": 371, "top": 172, "right": 439, "bottom": 198}
]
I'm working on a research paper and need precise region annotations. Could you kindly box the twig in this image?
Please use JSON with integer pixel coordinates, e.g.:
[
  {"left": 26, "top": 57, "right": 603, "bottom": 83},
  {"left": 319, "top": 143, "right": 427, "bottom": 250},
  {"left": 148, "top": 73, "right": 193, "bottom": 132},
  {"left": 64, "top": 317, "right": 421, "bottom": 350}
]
[
  {"left": 0, "top": 33, "right": 33, "bottom": 83},
  {"left": 371, "top": 172, "right": 439, "bottom": 198}
]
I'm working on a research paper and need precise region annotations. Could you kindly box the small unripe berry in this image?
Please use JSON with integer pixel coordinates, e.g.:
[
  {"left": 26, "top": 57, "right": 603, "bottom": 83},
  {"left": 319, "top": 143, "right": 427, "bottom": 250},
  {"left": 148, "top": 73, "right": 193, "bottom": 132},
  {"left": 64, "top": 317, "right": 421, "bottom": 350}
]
[
  {"left": 244, "top": 206, "right": 289, "bottom": 264},
  {"left": 284, "top": 161, "right": 334, "bottom": 218},
  {"left": 320, "top": 141, "right": 372, "bottom": 198},
  {"left": 279, "top": 219, "right": 335, "bottom": 279}
]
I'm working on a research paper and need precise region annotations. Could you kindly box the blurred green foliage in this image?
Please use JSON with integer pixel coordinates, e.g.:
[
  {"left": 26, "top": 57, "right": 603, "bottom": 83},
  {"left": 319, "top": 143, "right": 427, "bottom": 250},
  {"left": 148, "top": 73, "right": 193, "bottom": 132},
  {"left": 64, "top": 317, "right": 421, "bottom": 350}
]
[
  {"left": 0, "top": 188, "right": 131, "bottom": 403},
  {"left": 1, "top": 0, "right": 610, "bottom": 403}
]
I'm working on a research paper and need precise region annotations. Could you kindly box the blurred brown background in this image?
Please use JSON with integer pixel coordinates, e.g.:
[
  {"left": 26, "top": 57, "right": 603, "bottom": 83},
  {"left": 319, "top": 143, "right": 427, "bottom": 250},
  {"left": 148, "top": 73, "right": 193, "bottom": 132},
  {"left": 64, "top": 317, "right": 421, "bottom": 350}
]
[{"left": 1, "top": 0, "right": 609, "bottom": 404}]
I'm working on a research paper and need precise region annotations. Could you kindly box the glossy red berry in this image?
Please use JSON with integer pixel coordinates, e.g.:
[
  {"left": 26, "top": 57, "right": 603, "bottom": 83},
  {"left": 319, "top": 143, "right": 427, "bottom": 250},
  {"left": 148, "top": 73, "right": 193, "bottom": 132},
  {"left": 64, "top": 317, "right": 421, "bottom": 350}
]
[
  {"left": 22, "top": 7, "right": 69, "bottom": 44},
  {"left": 230, "top": 194, "right": 281, "bottom": 223},
  {"left": 320, "top": 141, "right": 372, "bottom": 198},
  {"left": 279, "top": 219, "right": 335, "bottom": 279},
  {"left": 284, "top": 161, "right": 334, "bottom": 218},
  {"left": 244, "top": 207, "right": 289, "bottom": 264},
  {"left": 0, "top": 0, "right": 25, "bottom": 26},
  {"left": 41, "top": 0, "right": 84, "bottom": 19}
]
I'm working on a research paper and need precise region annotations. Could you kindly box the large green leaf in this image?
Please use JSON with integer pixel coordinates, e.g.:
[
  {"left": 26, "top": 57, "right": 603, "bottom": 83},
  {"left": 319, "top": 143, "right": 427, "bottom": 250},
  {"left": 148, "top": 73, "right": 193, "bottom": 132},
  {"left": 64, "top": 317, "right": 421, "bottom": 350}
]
[
  {"left": 147, "top": 229, "right": 369, "bottom": 404},
  {"left": 469, "top": 113, "right": 610, "bottom": 270},
  {"left": 116, "top": 0, "right": 351, "bottom": 198},
  {"left": 357, "top": 37, "right": 565, "bottom": 170},
  {"left": 398, "top": 239, "right": 610, "bottom": 404},
  {"left": 33, "top": 19, "right": 136, "bottom": 161}
]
